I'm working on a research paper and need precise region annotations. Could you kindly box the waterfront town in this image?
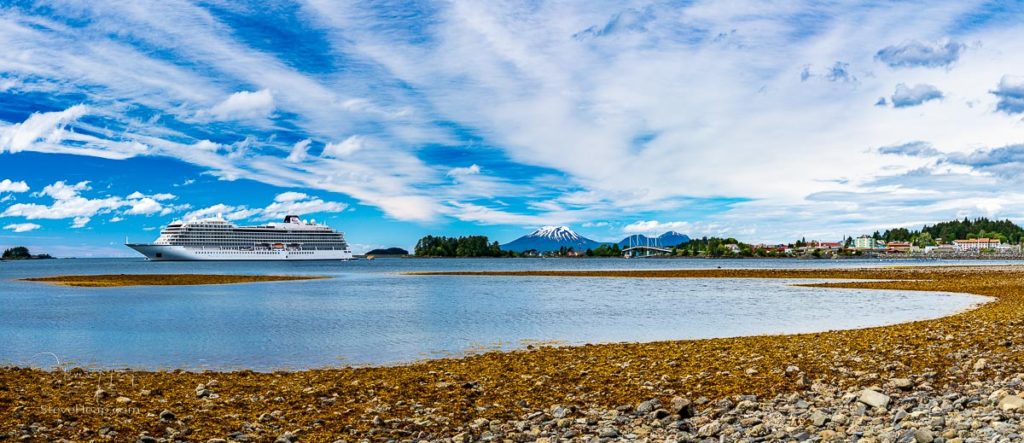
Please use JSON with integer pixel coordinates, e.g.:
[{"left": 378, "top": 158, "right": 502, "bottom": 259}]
[{"left": 749, "top": 235, "right": 1019, "bottom": 258}]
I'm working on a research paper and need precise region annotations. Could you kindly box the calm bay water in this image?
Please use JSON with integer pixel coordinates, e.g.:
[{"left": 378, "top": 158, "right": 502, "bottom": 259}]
[{"left": 0, "top": 257, "right": 996, "bottom": 370}]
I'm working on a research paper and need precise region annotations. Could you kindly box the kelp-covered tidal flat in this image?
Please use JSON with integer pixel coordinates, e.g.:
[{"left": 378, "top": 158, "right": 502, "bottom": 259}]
[
  {"left": 5, "top": 266, "right": 1024, "bottom": 442},
  {"left": 20, "top": 274, "right": 327, "bottom": 287}
]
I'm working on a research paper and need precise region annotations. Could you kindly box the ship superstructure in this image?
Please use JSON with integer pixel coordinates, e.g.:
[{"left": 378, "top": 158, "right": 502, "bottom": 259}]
[{"left": 126, "top": 215, "right": 353, "bottom": 261}]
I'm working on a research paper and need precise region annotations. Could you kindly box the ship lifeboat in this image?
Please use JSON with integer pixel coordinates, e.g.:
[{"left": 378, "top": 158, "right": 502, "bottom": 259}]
[{"left": 271, "top": 243, "right": 285, "bottom": 250}]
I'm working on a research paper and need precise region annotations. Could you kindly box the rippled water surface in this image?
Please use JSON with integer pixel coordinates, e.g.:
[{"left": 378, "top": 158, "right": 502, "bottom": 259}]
[{"left": 0, "top": 258, "right": 993, "bottom": 370}]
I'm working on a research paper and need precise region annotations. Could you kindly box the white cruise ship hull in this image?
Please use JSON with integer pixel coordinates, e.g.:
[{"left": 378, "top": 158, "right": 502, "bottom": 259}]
[{"left": 127, "top": 244, "right": 353, "bottom": 261}]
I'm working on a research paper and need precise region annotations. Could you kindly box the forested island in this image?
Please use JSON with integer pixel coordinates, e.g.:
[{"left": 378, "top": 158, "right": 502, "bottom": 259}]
[
  {"left": 365, "top": 247, "right": 409, "bottom": 256},
  {"left": 413, "top": 235, "right": 510, "bottom": 257},
  {"left": 1, "top": 246, "right": 53, "bottom": 260}
]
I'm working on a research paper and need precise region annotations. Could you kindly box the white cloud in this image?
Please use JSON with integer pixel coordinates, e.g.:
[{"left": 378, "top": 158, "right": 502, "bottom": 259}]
[
  {"left": 109, "top": 216, "right": 123, "bottom": 222},
  {"left": 204, "top": 89, "right": 275, "bottom": 121},
  {"left": 159, "top": 203, "right": 191, "bottom": 216},
  {"left": 126, "top": 197, "right": 162, "bottom": 215},
  {"left": 183, "top": 203, "right": 249, "bottom": 221},
  {"left": 0, "top": 105, "right": 89, "bottom": 154},
  {"left": 321, "top": 135, "right": 365, "bottom": 158},
  {"left": 151, "top": 193, "right": 176, "bottom": 201},
  {"left": 261, "top": 196, "right": 347, "bottom": 220},
  {"left": 0, "top": 179, "right": 29, "bottom": 193},
  {"left": 5, "top": 181, "right": 123, "bottom": 227},
  {"left": 183, "top": 193, "right": 348, "bottom": 222},
  {"left": 447, "top": 164, "right": 481, "bottom": 177},
  {"left": 623, "top": 220, "right": 692, "bottom": 234},
  {"left": 0, "top": 180, "right": 182, "bottom": 227},
  {"left": 3, "top": 222, "right": 40, "bottom": 232},
  {"left": 274, "top": 191, "right": 308, "bottom": 202},
  {"left": 890, "top": 83, "right": 943, "bottom": 108},
  {"left": 286, "top": 139, "right": 311, "bottom": 162}
]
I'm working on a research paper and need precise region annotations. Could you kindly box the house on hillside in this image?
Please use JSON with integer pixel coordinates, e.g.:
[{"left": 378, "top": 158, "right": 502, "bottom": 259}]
[{"left": 953, "top": 238, "right": 1001, "bottom": 252}]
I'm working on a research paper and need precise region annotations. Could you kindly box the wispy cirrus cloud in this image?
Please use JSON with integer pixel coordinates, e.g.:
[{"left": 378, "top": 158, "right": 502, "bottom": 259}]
[{"left": 3, "top": 1, "right": 1024, "bottom": 245}]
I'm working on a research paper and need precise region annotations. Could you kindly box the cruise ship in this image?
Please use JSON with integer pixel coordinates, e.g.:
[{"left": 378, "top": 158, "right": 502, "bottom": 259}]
[{"left": 126, "top": 215, "right": 353, "bottom": 261}]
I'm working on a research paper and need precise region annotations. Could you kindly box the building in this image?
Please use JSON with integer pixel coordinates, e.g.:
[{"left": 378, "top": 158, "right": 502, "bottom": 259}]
[
  {"left": 885, "top": 241, "right": 912, "bottom": 253},
  {"left": 811, "top": 241, "right": 842, "bottom": 250},
  {"left": 853, "top": 235, "right": 882, "bottom": 250},
  {"left": 925, "top": 245, "right": 956, "bottom": 254},
  {"left": 953, "top": 238, "right": 1002, "bottom": 252}
]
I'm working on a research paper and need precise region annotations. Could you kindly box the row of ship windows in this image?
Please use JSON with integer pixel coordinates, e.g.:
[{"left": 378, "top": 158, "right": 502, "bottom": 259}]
[
  {"left": 195, "top": 251, "right": 318, "bottom": 254},
  {"left": 176, "top": 243, "right": 348, "bottom": 246},
  {"left": 166, "top": 235, "right": 341, "bottom": 238}
]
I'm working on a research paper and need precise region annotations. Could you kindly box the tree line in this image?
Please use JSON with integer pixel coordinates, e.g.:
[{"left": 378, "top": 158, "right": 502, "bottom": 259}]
[
  {"left": 413, "top": 235, "right": 509, "bottom": 257},
  {"left": 867, "top": 217, "right": 1024, "bottom": 245}
]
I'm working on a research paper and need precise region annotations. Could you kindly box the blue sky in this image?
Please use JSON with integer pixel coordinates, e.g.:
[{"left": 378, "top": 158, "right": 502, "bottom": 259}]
[{"left": 2, "top": 1, "right": 1024, "bottom": 256}]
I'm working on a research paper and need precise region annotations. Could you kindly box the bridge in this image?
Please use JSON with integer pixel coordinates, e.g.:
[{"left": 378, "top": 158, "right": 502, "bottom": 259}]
[{"left": 621, "top": 245, "right": 673, "bottom": 258}]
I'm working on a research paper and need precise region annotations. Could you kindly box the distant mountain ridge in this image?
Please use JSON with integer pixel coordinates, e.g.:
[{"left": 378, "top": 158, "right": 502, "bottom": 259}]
[
  {"left": 502, "top": 226, "right": 690, "bottom": 253},
  {"left": 617, "top": 231, "right": 690, "bottom": 248},
  {"left": 501, "top": 226, "right": 604, "bottom": 252}
]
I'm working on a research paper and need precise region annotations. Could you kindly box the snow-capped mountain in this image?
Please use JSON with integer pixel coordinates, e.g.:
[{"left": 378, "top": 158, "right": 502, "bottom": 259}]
[{"left": 502, "top": 226, "right": 604, "bottom": 252}]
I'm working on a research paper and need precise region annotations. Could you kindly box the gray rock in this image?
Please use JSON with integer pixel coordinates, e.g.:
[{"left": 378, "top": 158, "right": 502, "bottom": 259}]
[
  {"left": 671, "top": 397, "right": 696, "bottom": 418},
  {"left": 636, "top": 399, "right": 659, "bottom": 415},
  {"left": 858, "top": 389, "right": 891, "bottom": 409},
  {"left": 914, "top": 428, "right": 934, "bottom": 443},
  {"left": 892, "top": 378, "right": 914, "bottom": 390},
  {"left": 810, "top": 411, "right": 828, "bottom": 427},
  {"left": 274, "top": 431, "right": 298, "bottom": 443},
  {"left": 158, "top": 410, "right": 176, "bottom": 421},
  {"left": 550, "top": 405, "right": 568, "bottom": 418}
]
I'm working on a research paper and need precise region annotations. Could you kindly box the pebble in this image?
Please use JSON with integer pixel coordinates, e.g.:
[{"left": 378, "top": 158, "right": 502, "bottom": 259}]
[{"left": 892, "top": 378, "right": 914, "bottom": 390}]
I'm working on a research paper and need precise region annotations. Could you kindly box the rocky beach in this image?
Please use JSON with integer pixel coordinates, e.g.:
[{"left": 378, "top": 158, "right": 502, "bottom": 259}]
[{"left": 4, "top": 266, "right": 1024, "bottom": 442}]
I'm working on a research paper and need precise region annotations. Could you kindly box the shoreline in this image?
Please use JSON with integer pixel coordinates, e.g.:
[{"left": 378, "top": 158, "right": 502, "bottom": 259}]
[{"left": 4, "top": 267, "right": 1024, "bottom": 441}]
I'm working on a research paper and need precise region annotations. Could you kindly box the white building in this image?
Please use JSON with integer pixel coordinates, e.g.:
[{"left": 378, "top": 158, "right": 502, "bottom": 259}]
[
  {"left": 952, "top": 238, "right": 1001, "bottom": 252},
  {"left": 853, "top": 235, "right": 880, "bottom": 250}
]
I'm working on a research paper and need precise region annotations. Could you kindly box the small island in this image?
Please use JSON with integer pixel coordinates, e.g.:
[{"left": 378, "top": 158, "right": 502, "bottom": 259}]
[
  {"left": 365, "top": 247, "right": 409, "bottom": 256},
  {"left": 1, "top": 246, "right": 54, "bottom": 260}
]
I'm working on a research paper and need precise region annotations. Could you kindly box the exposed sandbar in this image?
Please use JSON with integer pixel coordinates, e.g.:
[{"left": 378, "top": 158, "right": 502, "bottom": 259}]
[{"left": 20, "top": 273, "right": 327, "bottom": 287}]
